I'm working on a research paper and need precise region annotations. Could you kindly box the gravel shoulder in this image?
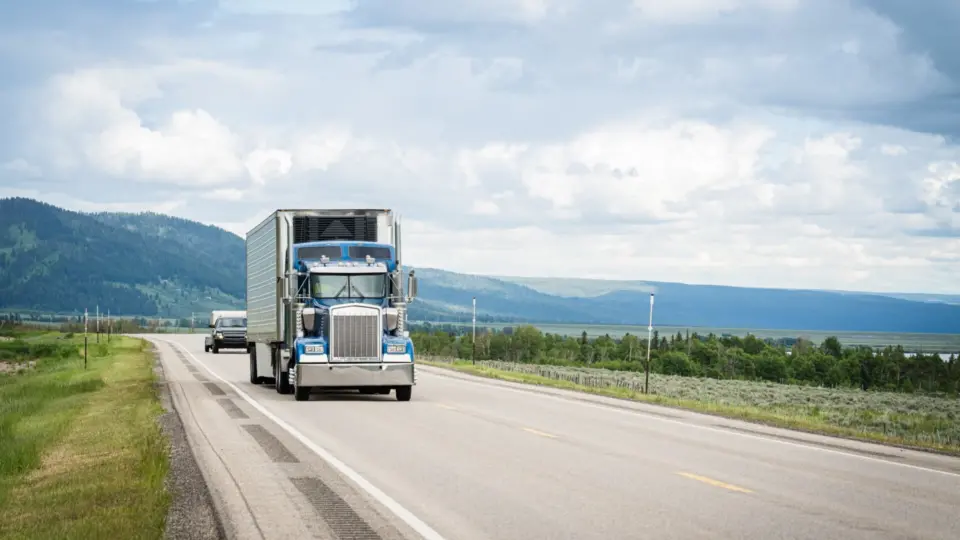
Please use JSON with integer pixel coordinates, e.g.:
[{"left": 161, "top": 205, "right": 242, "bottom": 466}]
[{"left": 153, "top": 349, "right": 227, "bottom": 540}]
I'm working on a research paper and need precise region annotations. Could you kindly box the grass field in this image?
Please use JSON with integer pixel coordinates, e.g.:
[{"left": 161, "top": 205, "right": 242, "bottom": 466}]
[
  {"left": 423, "top": 357, "right": 960, "bottom": 455},
  {"left": 0, "top": 331, "right": 170, "bottom": 539},
  {"left": 423, "top": 321, "right": 960, "bottom": 352}
]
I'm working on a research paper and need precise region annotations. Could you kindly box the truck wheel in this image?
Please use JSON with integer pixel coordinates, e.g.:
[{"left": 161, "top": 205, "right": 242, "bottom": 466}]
[
  {"left": 212, "top": 343, "right": 220, "bottom": 354},
  {"left": 294, "top": 383, "right": 310, "bottom": 401},
  {"left": 275, "top": 359, "right": 291, "bottom": 395},
  {"left": 204, "top": 345, "right": 210, "bottom": 353},
  {"left": 249, "top": 348, "right": 263, "bottom": 384},
  {"left": 395, "top": 386, "right": 412, "bottom": 402}
]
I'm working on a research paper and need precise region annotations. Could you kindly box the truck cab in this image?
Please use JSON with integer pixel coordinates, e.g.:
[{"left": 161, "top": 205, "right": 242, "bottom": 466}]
[{"left": 288, "top": 240, "right": 417, "bottom": 399}]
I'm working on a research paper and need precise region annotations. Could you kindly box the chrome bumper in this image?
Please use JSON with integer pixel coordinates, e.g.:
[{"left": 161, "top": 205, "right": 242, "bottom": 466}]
[{"left": 296, "top": 363, "right": 415, "bottom": 387}]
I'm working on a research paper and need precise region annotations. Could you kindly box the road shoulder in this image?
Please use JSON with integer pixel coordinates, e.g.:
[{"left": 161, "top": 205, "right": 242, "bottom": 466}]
[
  {"left": 148, "top": 337, "right": 431, "bottom": 540},
  {"left": 153, "top": 345, "right": 227, "bottom": 540}
]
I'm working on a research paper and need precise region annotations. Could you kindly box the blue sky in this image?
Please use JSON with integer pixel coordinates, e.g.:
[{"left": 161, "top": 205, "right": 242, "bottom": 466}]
[{"left": 0, "top": 0, "right": 958, "bottom": 294}]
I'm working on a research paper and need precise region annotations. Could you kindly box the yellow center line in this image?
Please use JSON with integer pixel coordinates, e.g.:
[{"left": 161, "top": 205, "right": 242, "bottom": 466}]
[
  {"left": 677, "top": 472, "right": 753, "bottom": 494},
  {"left": 523, "top": 427, "right": 557, "bottom": 439}
]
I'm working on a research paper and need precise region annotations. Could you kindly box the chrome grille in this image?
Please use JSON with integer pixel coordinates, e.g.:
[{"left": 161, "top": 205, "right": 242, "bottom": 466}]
[{"left": 330, "top": 307, "right": 380, "bottom": 363}]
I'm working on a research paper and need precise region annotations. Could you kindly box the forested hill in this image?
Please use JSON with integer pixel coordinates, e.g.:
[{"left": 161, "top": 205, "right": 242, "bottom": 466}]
[
  {"left": 1, "top": 197, "right": 959, "bottom": 333},
  {"left": 0, "top": 197, "right": 243, "bottom": 316}
]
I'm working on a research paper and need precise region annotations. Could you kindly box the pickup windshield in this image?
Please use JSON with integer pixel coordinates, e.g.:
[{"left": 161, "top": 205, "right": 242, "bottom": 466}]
[{"left": 310, "top": 274, "right": 386, "bottom": 299}]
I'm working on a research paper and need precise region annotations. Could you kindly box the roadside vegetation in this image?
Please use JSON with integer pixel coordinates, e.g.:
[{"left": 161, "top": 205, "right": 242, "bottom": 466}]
[
  {"left": 0, "top": 326, "right": 170, "bottom": 539},
  {"left": 414, "top": 324, "right": 960, "bottom": 454}
]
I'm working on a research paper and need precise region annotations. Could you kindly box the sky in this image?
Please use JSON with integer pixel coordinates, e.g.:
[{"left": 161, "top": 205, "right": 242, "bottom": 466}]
[{"left": 0, "top": 0, "right": 958, "bottom": 294}]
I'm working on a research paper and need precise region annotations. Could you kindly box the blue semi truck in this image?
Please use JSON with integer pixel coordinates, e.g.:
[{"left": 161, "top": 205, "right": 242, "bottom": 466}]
[{"left": 245, "top": 209, "right": 419, "bottom": 402}]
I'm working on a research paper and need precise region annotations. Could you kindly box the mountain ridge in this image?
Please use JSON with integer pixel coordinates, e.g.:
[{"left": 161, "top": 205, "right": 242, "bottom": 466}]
[{"left": 1, "top": 197, "right": 959, "bottom": 333}]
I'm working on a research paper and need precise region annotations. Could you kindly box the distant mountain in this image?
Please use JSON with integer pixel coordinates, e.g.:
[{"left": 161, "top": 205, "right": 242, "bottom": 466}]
[
  {"left": 415, "top": 269, "right": 960, "bottom": 333},
  {"left": 0, "top": 197, "right": 243, "bottom": 317},
  {"left": 498, "top": 275, "right": 960, "bottom": 306},
  {"left": 1, "top": 197, "right": 959, "bottom": 333}
]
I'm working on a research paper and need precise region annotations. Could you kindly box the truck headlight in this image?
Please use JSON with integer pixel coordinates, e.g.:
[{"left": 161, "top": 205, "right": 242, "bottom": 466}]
[
  {"left": 304, "top": 344, "right": 324, "bottom": 354},
  {"left": 215, "top": 332, "right": 223, "bottom": 339},
  {"left": 386, "top": 343, "right": 406, "bottom": 354}
]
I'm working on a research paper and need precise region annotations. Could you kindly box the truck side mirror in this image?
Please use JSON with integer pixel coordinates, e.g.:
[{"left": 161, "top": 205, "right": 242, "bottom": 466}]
[
  {"left": 301, "top": 308, "right": 316, "bottom": 333},
  {"left": 407, "top": 272, "right": 418, "bottom": 300}
]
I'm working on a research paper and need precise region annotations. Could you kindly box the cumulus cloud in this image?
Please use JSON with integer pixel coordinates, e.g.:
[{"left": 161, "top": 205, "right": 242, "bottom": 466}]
[{"left": 0, "top": 0, "right": 958, "bottom": 294}]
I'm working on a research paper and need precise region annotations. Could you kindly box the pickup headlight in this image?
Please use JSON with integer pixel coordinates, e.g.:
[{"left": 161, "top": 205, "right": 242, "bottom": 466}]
[
  {"left": 386, "top": 343, "right": 406, "bottom": 354},
  {"left": 303, "top": 344, "right": 324, "bottom": 354}
]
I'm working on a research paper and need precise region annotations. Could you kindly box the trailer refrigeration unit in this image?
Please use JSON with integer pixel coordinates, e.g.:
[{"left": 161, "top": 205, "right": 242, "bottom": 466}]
[{"left": 245, "top": 209, "right": 419, "bottom": 402}]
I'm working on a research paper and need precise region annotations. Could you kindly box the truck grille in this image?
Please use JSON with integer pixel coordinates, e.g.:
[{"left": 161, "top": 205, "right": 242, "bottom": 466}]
[{"left": 330, "top": 306, "right": 381, "bottom": 363}]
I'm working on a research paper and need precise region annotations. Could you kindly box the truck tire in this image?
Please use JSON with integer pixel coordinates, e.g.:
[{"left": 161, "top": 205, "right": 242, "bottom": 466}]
[
  {"left": 294, "top": 381, "right": 310, "bottom": 401},
  {"left": 249, "top": 348, "right": 264, "bottom": 384},
  {"left": 274, "top": 357, "right": 291, "bottom": 394},
  {"left": 212, "top": 342, "right": 220, "bottom": 354},
  {"left": 395, "top": 386, "right": 412, "bottom": 401}
]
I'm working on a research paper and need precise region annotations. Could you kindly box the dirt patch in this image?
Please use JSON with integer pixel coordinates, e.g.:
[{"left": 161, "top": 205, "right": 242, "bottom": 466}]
[{"left": 0, "top": 360, "right": 36, "bottom": 374}]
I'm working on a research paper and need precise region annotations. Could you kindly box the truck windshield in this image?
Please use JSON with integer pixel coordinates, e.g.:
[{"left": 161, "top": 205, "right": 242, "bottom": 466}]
[
  {"left": 218, "top": 318, "right": 246, "bottom": 328},
  {"left": 310, "top": 274, "right": 386, "bottom": 299}
]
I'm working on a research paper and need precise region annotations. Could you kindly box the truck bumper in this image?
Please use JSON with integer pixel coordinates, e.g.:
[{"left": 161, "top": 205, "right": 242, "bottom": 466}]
[
  {"left": 296, "top": 363, "right": 414, "bottom": 388},
  {"left": 215, "top": 337, "right": 248, "bottom": 349}
]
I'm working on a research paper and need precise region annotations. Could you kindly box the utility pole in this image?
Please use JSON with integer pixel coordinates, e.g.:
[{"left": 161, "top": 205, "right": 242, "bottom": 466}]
[
  {"left": 472, "top": 296, "right": 477, "bottom": 364},
  {"left": 83, "top": 308, "right": 88, "bottom": 369},
  {"left": 107, "top": 310, "right": 111, "bottom": 343},
  {"left": 645, "top": 293, "right": 655, "bottom": 394},
  {"left": 96, "top": 304, "right": 100, "bottom": 344}
]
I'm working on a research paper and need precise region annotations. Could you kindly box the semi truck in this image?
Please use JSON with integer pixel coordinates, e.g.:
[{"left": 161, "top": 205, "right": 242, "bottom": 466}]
[{"left": 245, "top": 209, "right": 419, "bottom": 402}]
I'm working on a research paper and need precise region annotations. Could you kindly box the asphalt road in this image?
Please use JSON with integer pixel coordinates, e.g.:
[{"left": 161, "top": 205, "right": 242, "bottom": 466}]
[{"left": 154, "top": 334, "right": 960, "bottom": 540}]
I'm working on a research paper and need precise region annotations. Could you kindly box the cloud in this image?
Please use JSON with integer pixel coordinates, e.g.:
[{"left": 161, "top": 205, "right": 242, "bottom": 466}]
[
  {"left": 1, "top": 158, "right": 42, "bottom": 177},
  {"left": 628, "top": 0, "right": 800, "bottom": 24},
  {"left": 0, "top": 0, "right": 958, "bottom": 294}
]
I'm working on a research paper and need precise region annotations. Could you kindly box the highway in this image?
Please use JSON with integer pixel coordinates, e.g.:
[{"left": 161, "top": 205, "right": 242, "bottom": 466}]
[{"left": 150, "top": 334, "right": 960, "bottom": 540}]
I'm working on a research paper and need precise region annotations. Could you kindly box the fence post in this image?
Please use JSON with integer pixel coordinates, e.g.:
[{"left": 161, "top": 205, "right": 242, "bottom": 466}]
[{"left": 83, "top": 308, "right": 88, "bottom": 369}]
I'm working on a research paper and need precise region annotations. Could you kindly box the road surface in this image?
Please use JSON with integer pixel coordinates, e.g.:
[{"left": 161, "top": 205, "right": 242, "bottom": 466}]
[{"left": 149, "top": 334, "right": 960, "bottom": 540}]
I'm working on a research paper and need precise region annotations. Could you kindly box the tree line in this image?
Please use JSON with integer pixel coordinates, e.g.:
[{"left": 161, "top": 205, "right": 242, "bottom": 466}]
[{"left": 410, "top": 324, "right": 960, "bottom": 395}]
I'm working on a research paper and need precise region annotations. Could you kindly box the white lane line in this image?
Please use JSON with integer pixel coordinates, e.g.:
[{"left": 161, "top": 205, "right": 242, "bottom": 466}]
[
  {"left": 162, "top": 339, "right": 447, "bottom": 540},
  {"left": 419, "top": 367, "right": 960, "bottom": 479}
]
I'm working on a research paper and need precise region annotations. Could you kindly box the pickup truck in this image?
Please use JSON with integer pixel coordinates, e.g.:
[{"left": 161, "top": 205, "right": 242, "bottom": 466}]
[{"left": 204, "top": 310, "right": 248, "bottom": 354}]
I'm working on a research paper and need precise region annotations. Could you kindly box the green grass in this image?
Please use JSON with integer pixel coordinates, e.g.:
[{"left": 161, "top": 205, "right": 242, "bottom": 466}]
[
  {"left": 0, "top": 333, "right": 170, "bottom": 539},
  {"left": 423, "top": 358, "right": 960, "bottom": 456}
]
